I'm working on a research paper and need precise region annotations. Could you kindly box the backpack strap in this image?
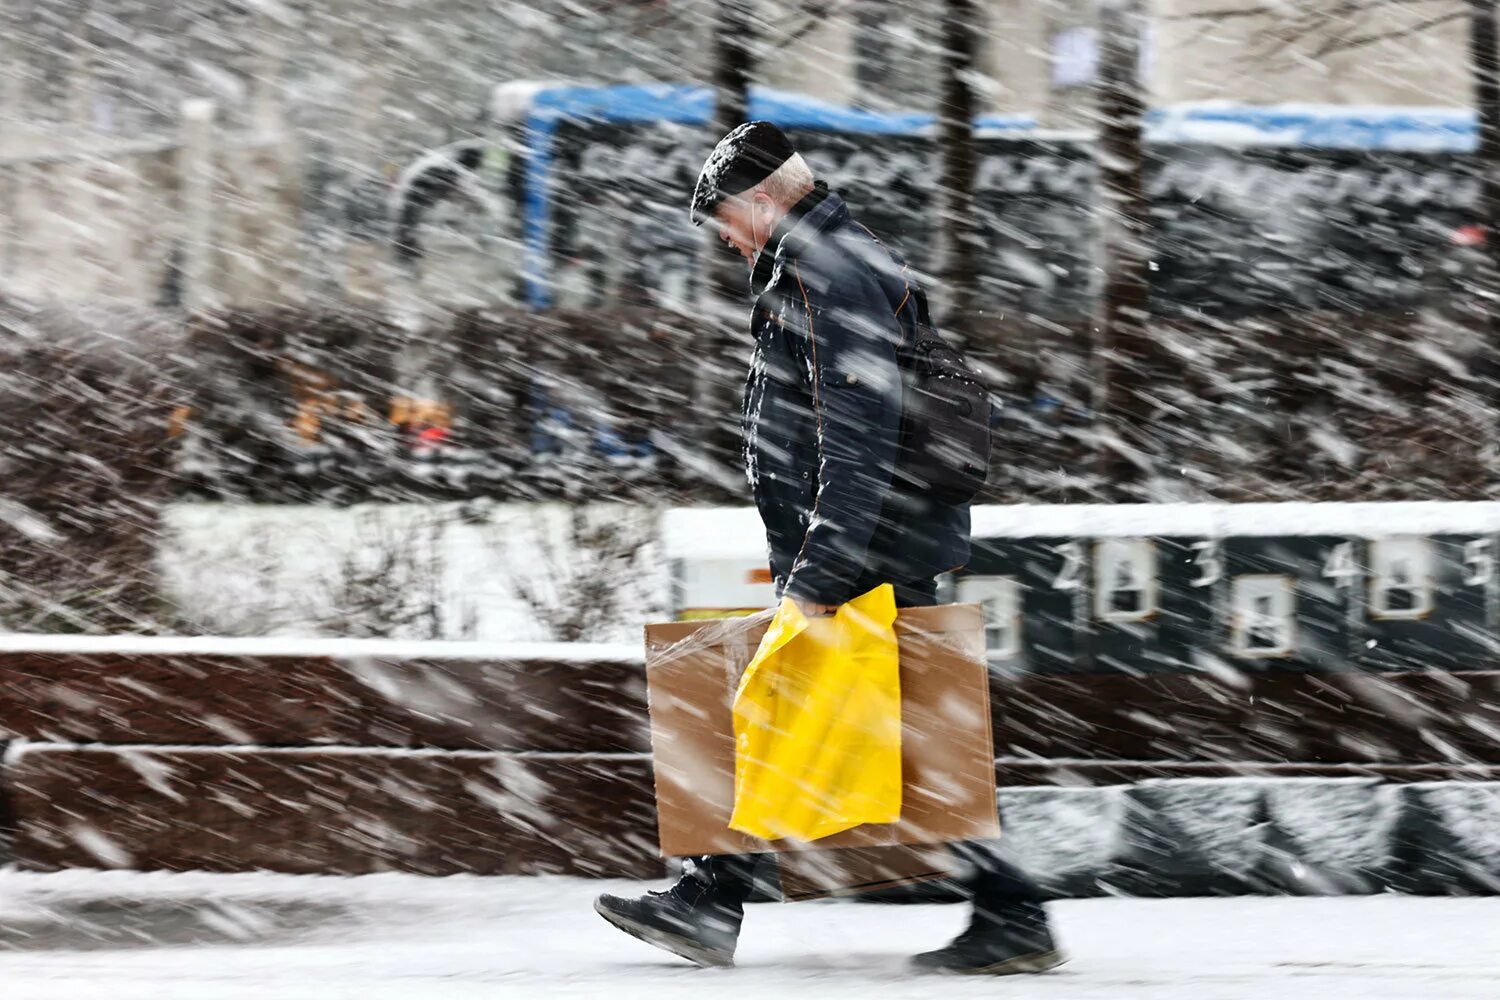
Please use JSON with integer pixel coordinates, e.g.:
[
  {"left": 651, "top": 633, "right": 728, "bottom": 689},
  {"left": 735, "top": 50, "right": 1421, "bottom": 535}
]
[{"left": 850, "top": 220, "right": 924, "bottom": 351}]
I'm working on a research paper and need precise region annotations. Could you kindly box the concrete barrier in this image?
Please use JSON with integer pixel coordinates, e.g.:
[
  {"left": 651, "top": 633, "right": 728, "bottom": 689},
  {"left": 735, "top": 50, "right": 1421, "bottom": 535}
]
[
  {"left": 4, "top": 743, "right": 659, "bottom": 878},
  {"left": 1390, "top": 782, "right": 1500, "bottom": 895},
  {"left": 1, "top": 635, "right": 1496, "bottom": 893}
]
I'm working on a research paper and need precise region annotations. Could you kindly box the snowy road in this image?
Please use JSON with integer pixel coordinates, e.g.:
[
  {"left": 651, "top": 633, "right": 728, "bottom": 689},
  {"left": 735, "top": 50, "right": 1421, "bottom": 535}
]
[{"left": 1, "top": 870, "right": 1496, "bottom": 1000}]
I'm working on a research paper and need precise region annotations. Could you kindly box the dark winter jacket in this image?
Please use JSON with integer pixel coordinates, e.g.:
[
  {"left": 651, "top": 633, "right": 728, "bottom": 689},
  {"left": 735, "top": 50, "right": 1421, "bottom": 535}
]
[{"left": 741, "top": 182, "right": 970, "bottom": 606}]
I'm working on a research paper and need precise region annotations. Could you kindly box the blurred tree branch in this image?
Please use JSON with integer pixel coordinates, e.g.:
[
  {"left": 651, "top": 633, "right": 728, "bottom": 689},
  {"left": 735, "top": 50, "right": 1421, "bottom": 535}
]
[
  {"left": 936, "top": 0, "right": 982, "bottom": 336},
  {"left": 1319, "top": 10, "right": 1465, "bottom": 54},
  {"left": 1171, "top": 0, "right": 1465, "bottom": 61},
  {"left": 1174, "top": 0, "right": 1500, "bottom": 437},
  {"left": 765, "top": 0, "right": 849, "bottom": 51},
  {"left": 1169, "top": 0, "right": 1455, "bottom": 20},
  {"left": 1092, "top": 0, "right": 1158, "bottom": 499},
  {"left": 1467, "top": 0, "right": 1500, "bottom": 401},
  {"left": 695, "top": 0, "right": 758, "bottom": 496}
]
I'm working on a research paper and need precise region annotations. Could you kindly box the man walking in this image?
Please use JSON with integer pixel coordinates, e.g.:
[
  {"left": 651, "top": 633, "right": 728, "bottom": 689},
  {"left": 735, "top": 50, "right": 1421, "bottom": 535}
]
[{"left": 595, "top": 122, "right": 1064, "bottom": 976}]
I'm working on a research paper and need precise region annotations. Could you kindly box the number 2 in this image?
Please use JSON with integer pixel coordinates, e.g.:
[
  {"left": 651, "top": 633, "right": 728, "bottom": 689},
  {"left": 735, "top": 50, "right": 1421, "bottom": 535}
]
[{"left": 1052, "top": 542, "right": 1083, "bottom": 591}]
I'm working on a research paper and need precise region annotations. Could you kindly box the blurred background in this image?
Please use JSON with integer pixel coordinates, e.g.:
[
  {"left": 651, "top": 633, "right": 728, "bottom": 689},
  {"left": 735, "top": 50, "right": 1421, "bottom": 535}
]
[
  {"left": 2, "top": 0, "right": 1499, "bottom": 639},
  {"left": 3, "top": 10, "right": 1500, "bottom": 970}
]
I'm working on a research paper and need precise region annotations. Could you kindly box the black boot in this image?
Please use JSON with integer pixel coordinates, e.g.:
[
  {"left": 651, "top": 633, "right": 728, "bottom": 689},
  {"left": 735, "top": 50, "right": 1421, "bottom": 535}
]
[
  {"left": 910, "top": 862, "right": 1066, "bottom": 976},
  {"left": 911, "top": 898, "right": 1065, "bottom": 975},
  {"left": 594, "top": 857, "right": 751, "bottom": 968}
]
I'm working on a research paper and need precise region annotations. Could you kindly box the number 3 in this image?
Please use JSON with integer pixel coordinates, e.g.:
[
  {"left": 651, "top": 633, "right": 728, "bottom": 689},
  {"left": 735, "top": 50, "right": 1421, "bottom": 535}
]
[
  {"left": 1191, "top": 541, "right": 1221, "bottom": 587},
  {"left": 1052, "top": 542, "right": 1083, "bottom": 591}
]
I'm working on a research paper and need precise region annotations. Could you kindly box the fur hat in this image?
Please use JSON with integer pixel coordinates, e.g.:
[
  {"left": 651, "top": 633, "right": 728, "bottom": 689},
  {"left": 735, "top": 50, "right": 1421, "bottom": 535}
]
[{"left": 690, "top": 121, "right": 796, "bottom": 226}]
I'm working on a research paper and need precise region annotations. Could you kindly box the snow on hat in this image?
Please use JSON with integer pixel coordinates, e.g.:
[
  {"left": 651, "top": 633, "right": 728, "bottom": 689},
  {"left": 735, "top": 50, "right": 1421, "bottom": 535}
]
[{"left": 690, "top": 121, "right": 797, "bottom": 226}]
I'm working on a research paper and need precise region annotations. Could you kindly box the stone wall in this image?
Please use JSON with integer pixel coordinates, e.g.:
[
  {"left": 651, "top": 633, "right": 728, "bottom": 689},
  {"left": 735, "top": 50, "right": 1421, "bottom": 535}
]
[{"left": 0, "top": 634, "right": 1496, "bottom": 894}]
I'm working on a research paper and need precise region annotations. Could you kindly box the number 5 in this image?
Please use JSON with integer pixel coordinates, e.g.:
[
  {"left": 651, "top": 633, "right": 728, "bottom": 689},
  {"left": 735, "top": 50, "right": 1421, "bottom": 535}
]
[{"left": 1464, "top": 538, "right": 1494, "bottom": 587}]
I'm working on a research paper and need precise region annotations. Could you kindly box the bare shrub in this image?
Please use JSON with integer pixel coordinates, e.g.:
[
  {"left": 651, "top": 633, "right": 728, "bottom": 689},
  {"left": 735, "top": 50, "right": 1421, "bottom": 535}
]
[
  {"left": 0, "top": 298, "right": 183, "bottom": 633},
  {"left": 502, "top": 504, "right": 662, "bottom": 643},
  {"left": 318, "top": 508, "right": 475, "bottom": 640}
]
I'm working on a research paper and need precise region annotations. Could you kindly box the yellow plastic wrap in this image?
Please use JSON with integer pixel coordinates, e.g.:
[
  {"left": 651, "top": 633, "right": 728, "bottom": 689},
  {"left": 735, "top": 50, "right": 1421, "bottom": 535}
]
[{"left": 728, "top": 583, "right": 903, "bottom": 841}]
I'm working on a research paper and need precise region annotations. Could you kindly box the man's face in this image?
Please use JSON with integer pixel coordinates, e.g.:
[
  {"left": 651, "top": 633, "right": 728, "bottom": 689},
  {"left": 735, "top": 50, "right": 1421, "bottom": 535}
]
[{"left": 712, "top": 193, "right": 772, "bottom": 269}]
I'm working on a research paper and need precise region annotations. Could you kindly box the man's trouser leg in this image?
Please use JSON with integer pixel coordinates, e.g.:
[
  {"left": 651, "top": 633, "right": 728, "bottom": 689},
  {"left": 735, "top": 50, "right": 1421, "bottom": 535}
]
[
  {"left": 882, "top": 575, "right": 1049, "bottom": 906},
  {"left": 681, "top": 853, "right": 759, "bottom": 904},
  {"left": 949, "top": 842, "right": 1048, "bottom": 909}
]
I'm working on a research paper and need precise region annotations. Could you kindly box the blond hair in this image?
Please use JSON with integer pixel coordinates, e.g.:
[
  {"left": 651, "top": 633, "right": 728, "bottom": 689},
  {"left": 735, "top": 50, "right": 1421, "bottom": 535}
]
[{"left": 755, "top": 153, "right": 816, "bottom": 208}]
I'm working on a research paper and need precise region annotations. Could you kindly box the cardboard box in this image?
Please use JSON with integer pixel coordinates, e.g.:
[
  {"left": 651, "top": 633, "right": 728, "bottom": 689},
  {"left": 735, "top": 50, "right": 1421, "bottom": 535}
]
[{"left": 644, "top": 603, "right": 999, "bottom": 898}]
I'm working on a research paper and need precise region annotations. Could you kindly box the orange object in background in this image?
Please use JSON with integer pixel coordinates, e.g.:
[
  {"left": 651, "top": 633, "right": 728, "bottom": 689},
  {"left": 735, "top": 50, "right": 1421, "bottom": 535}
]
[
  {"left": 390, "top": 395, "right": 454, "bottom": 430},
  {"left": 280, "top": 359, "right": 337, "bottom": 443},
  {"left": 269, "top": 358, "right": 393, "bottom": 444},
  {"left": 293, "top": 401, "right": 322, "bottom": 442},
  {"left": 166, "top": 405, "right": 193, "bottom": 439},
  {"left": 391, "top": 396, "right": 456, "bottom": 455}
]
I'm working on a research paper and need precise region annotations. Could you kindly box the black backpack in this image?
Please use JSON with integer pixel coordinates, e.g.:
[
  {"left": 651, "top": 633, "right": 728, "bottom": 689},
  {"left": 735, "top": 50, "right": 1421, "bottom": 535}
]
[{"left": 888, "top": 278, "right": 993, "bottom": 505}]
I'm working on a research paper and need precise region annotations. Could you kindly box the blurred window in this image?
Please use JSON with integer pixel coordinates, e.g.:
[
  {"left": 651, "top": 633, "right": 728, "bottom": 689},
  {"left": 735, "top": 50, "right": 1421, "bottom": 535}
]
[{"left": 1049, "top": 21, "right": 1155, "bottom": 90}]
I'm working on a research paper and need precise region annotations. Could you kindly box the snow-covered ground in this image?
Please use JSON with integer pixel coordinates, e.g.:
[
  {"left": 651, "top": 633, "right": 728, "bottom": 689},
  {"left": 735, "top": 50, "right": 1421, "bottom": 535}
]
[{"left": 1, "top": 871, "right": 1496, "bottom": 1000}]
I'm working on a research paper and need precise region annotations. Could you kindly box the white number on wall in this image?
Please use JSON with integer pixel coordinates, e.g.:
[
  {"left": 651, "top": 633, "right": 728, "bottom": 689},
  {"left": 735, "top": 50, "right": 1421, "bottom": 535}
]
[
  {"left": 1231, "top": 575, "right": 1296, "bottom": 657},
  {"left": 1051, "top": 541, "right": 1084, "bottom": 591},
  {"left": 1191, "top": 540, "right": 1222, "bottom": 588},
  {"left": 1368, "top": 536, "right": 1434, "bottom": 620},
  {"left": 1463, "top": 538, "right": 1494, "bottom": 588},
  {"left": 1093, "top": 538, "right": 1158, "bottom": 622},
  {"left": 956, "top": 575, "right": 1021, "bottom": 658},
  {"left": 1322, "top": 541, "right": 1360, "bottom": 588}
]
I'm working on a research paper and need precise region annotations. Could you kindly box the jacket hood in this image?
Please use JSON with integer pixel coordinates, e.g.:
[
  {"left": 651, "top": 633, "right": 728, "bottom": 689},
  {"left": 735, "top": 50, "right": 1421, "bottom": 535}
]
[{"left": 749, "top": 181, "right": 845, "bottom": 298}]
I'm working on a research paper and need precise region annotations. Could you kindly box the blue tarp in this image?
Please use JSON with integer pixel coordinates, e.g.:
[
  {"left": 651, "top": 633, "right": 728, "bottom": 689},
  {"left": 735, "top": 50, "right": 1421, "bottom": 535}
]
[
  {"left": 1147, "top": 103, "right": 1476, "bottom": 154},
  {"left": 520, "top": 83, "right": 1481, "bottom": 306},
  {"left": 520, "top": 84, "right": 1034, "bottom": 305}
]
